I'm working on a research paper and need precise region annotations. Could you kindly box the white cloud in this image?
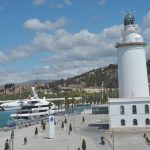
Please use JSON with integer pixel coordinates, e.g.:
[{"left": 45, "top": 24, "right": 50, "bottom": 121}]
[
  {"left": 33, "top": 66, "right": 50, "bottom": 74},
  {"left": 49, "top": 0, "right": 72, "bottom": 8},
  {"left": 2, "top": 25, "right": 120, "bottom": 65},
  {"left": 143, "top": 28, "right": 150, "bottom": 39},
  {"left": 143, "top": 11, "right": 150, "bottom": 27},
  {"left": 3, "top": 11, "right": 150, "bottom": 84},
  {"left": 2, "top": 11, "right": 150, "bottom": 85},
  {"left": 143, "top": 11, "right": 150, "bottom": 58},
  {"left": 99, "top": 0, "right": 107, "bottom": 5},
  {"left": 0, "top": 70, "right": 33, "bottom": 85},
  {"left": 33, "top": 0, "right": 46, "bottom": 6},
  {"left": 24, "top": 17, "right": 68, "bottom": 31},
  {"left": 0, "top": 24, "right": 123, "bottom": 84},
  {"left": 33, "top": 0, "right": 72, "bottom": 8},
  {"left": 64, "top": 0, "right": 72, "bottom": 6},
  {"left": 32, "top": 26, "right": 120, "bottom": 80},
  {"left": 0, "top": 52, "right": 9, "bottom": 63}
]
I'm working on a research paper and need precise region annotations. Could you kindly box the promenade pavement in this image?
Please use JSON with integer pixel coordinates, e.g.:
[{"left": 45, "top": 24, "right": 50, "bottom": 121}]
[{"left": 1, "top": 113, "right": 150, "bottom": 150}]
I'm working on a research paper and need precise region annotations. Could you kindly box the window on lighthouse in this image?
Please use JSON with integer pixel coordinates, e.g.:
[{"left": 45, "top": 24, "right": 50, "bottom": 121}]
[
  {"left": 132, "top": 105, "right": 137, "bottom": 114},
  {"left": 145, "top": 119, "right": 150, "bottom": 125},
  {"left": 145, "top": 105, "right": 149, "bottom": 114},
  {"left": 133, "top": 119, "right": 138, "bottom": 126},
  {"left": 120, "top": 106, "right": 125, "bottom": 114},
  {"left": 121, "top": 119, "right": 125, "bottom": 126}
]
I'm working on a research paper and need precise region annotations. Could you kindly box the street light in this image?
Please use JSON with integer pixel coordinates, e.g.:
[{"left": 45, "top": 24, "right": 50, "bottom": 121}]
[
  {"left": 11, "top": 128, "right": 14, "bottom": 150},
  {"left": 112, "top": 128, "right": 115, "bottom": 150}
]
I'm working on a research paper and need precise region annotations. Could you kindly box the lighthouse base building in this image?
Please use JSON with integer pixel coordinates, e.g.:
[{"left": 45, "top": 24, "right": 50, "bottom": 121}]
[
  {"left": 109, "top": 12, "right": 150, "bottom": 129},
  {"left": 109, "top": 98, "right": 150, "bottom": 128}
]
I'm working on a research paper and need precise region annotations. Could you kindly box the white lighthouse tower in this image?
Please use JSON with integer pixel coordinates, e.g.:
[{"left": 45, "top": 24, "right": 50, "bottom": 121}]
[
  {"left": 116, "top": 12, "right": 149, "bottom": 98},
  {"left": 109, "top": 12, "right": 150, "bottom": 129}
]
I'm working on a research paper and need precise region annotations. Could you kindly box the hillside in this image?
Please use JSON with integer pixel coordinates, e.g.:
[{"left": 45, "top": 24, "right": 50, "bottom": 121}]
[
  {"left": 49, "top": 64, "right": 118, "bottom": 89},
  {"left": 49, "top": 60, "right": 150, "bottom": 90},
  {"left": 2, "top": 61, "right": 150, "bottom": 100}
]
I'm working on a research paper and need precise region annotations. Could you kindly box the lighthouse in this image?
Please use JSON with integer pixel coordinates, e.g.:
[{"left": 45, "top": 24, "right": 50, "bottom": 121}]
[
  {"left": 116, "top": 12, "right": 149, "bottom": 98},
  {"left": 109, "top": 12, "right": 150, "bottom": 129}
]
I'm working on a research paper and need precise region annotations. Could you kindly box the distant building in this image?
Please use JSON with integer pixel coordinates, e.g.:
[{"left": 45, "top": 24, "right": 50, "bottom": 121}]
[
  {"left": 82, "top": 87, "right": 115, "bottom": 93},
  {"left": 83, "top": 88, "right": 101, "bottom": 93},
  {"left": 92, "top": 105, "right": 108, "bottom": 114}
]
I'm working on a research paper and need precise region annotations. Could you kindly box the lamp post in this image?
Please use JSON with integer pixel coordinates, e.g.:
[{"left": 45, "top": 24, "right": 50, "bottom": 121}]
[
  {"left": 11, "top": 128, "right": 14, "bottom": 150},
  {"left": 112, "top": 128, "right": 115, "bottom": 150},
  {"left": 72, "top": 98, "right": 75, "bottom": 129}
]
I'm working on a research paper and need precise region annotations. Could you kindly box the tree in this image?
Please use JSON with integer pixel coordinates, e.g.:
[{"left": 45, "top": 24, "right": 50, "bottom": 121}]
[
  {"left": 144, "top": 133, "right": 146, "bottom": 138},
  {"left": 54, "top": 121, "right": 56, "bottom": 125},
  {"left": 4, "top": 83, "right": 15, "bottom": 95},
  {"left": 61, "top": 121, "right": 64, "bottom": 129},
  {"left": 82, "top": 116, "right": 85, "bottom": 123},
  {"left": 4, "top": 139, "right": 9, "bottom": 150},
  {"left": 11, "top": 129, "right": 14, "bottom": 150},
  {"left": 64, "top": 117, "right": 67, "bottom": 124},
  {"left": 69, "top": 123, "right": 72, "bottom": 132},
  {"left": 82, "top": 139, "right": 86, "bottom": 150},
  {"left": 101, "top": 136, "right": 105, "bottom": 145},
  {"left": 24, "top": 137, "right": 27, "bottom": 145},
  {"left": 35, "top": 127, "right": 38, "bottom": 136}
]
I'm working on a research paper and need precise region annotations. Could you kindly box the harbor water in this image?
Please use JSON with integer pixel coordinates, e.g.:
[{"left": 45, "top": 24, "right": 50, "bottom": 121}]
[
  {"left": 0, "top": 104, "right": 91, "bottom": 128},
  {"left": 0, "top": 110, "right": 16, "bottom": 128}
]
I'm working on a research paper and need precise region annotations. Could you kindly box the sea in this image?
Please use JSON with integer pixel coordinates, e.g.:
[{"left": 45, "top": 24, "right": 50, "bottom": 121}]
[{"left": 0, "top": 104, "right": 91, "bottom": 128}]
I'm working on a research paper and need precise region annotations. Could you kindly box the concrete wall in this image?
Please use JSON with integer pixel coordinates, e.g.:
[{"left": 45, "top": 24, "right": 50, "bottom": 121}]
[{"left": 109, "top": 101, "right": 150, "bottom": 128}]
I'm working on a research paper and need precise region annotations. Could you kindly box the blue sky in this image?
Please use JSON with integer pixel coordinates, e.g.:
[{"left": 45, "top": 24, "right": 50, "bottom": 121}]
[{"left": 0, "top": 0, "right": 150, "bottom": 85}]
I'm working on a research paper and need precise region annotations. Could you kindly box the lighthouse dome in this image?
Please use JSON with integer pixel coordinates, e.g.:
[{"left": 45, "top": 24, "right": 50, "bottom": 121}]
[
  {"left": 125, "top": 32, "right": 144, "bottom": 43},
  {"left": 124, "top": 12, "right": 135, "bottom": 26}
]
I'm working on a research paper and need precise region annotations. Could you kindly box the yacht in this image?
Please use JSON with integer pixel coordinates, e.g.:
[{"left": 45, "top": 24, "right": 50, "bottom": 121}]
[
  {"left": 10, "top": 97, "right": 50, "bottom": 120},
  {"left": 0, "top": 86, "right": 40, "bottom": 111},
  {"left": 10, "top": 87, "right": 65, "bottom": 120},
  {"left": 0, "top": 100, "right": 25, "bottom": 111}
]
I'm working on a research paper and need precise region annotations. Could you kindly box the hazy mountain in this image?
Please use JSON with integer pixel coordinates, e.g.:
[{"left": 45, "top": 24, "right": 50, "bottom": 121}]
[{"left": 10, "top": 60, "right": 150, "bottom": 89}]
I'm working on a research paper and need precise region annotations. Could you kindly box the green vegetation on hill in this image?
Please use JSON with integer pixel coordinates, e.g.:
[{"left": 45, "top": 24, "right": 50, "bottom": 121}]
[
  {"left": 1, "top": 60, "right": 150, "bottom": 101},
  {"left": 51, "top": 60, "right": 150, "bottom": 89},
  {"left": 49, "top": 64, "right": 118, "bottom": 89}
]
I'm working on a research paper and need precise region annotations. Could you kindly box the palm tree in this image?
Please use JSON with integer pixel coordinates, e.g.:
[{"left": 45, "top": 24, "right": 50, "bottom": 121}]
[
  {"left": 69, "top": 123, "right": 72, "bottom": 132},
  {"left": 82, "top": 116, "right": 85, "bottom": 123},
  {"left": 61, "top": 121, "right": 64, "bottom": 129},
  {"left": 4, "top": 139, "right": 9, "bottom": 150},
  {"left": 64, "top": 117, "right": 67, "bottom": 124},
  {"left": 82, "top": 139, "right": 86, "bottom": 150},
  {"left": 24, "top": 137, "right": 27, "bottom": 145},
  {"left": 35, "top": 127, "right": 38, "bottom": 136}
]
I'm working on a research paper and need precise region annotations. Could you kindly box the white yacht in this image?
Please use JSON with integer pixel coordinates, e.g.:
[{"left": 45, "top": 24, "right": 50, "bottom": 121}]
[
  {"left": 0, "top": 86, "right": 40, "bottom": 111},
  {"left": 11, "top": 97, "right": 49, "bottom": 120},
  {"left": 10, "top": 87, "right": 65, "bottom": 120},
  {"left": 0, "top": 100, "right": 24, "bottom": 111}
]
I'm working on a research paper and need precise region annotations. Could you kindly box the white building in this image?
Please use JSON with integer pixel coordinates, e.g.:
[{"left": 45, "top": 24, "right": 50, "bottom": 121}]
[{"left": 109, "top": 12, "right": 150, "bottom": 128}]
